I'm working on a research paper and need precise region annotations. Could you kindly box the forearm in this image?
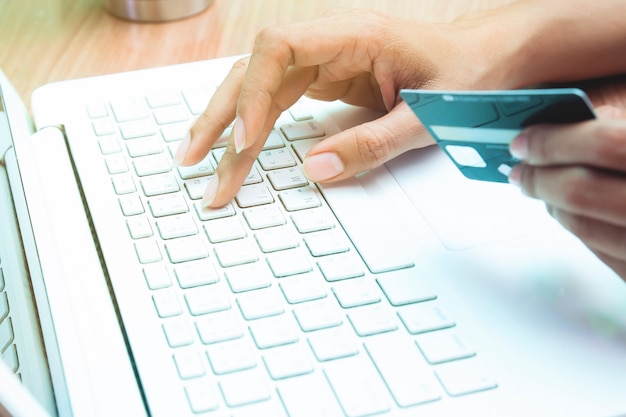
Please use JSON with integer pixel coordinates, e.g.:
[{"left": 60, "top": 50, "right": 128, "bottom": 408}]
[{"left": 453, "top": 0, "right": 626, "bottom": 89}]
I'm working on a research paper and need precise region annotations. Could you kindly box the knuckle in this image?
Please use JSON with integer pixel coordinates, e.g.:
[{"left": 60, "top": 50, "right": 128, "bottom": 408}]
[
  {"left": 559, "top": 167, "right": 597, "bottom": 209},
  {"left": 355, "top": 125, "right": 395, "bottom": 167},
  {"left": 230, "top": 57, "right": 249, "bottom": 74},
  {"left": 255, "top": 24, "right": 290, "bottom": 47},
  {"left": 591, "top": 122, "right": 626, "bottom": 163}
]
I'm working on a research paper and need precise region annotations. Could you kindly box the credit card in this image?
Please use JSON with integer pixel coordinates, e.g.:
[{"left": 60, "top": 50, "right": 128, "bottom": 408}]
[{"left": 400, "top": 88, "right": 595, "bottom": 182}]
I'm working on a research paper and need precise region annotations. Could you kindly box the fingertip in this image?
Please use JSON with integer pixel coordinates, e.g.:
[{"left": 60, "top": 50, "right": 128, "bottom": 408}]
[
  {"left": 509, "top": 132, "right": 528, "bottom": 160},
  {"left": 302, "top": 152, "right": 345, "bottom": 182},
  {"left": 172, "top": 131, "right": 191, "bottom": 166},
  {"left": 508, "top": 164, "right": 523, "bottom": 188}
]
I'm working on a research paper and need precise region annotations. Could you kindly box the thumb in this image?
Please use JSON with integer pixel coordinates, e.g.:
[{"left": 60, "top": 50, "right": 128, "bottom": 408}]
[{"left": 302, "top": 102, "right": 432, "bottom": 182}]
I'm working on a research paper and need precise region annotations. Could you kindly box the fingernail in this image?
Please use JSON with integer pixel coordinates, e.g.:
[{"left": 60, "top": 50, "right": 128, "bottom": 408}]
[
  {"left": 173, "top": 131, "right": 191, "bottom": 166},
  {"left": 201, "top": 173, "right": 219, "bottom": 207},
  {"left": 508, "top": 164, "right": 523, "bottom": 187},
  {"left": 509, "top": 132, "right": 528, "bottom": 160},
  {"left": 303, "top": 153, "right": 344, "bottom": 182},
  {"left": 234, "top": 116, "right": 246, "bottom": 154}
]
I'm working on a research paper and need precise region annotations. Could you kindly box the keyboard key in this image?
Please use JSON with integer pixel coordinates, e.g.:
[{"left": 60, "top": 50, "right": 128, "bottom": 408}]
[
  {"left": 0, "top": 317, "right": 14, "bottom": 353},
  {"left": 133, "top": 154, "right": 170, "bottom": 176},
  {"left": 162, "top": 317, "right": 194, "bottom": 347},
  {"left": 148, "top": 193, "right": 189, "bottom": 218},
  {"left": 204, "top": 217, "right": 247, "bottom": 243},
  {"left": 214, "top": 239, "right": 259, "bottom": 267},
  {"left": 267, "top": 167, "right": 309, "bottom": 191},
  {"left": 120, "top": 119, "right": 156, "bottom": 139},
  {"left": 195, "top": 201, "right": 236, "bottom": 221},
  {"left": 398, "top": 302, "right": 455, "bottom": 334},
  {"left": 291, "top": 139, "right": 321, "bottom": 162},
  {"left": 332, "top": 278, "right": 381, "bottom": 308},
  {"left": 127, "top": 216, "right": 153, "bottom": 239},
  {"left": 266, "top": 248, "right": 313, "bottom": 278},
  {"left": 86, "top": 102, "right": 109, "bottom": 119},
  {"left": 243, "top": 205, "right": 286, "bottom": 230},
  {"left": 415, "top": 329, "right": 475, "bottom": 364},
  {"left": 174, "top": 259, "right": 219, "bottom": 288},
  {"left": 161, "top": 122, "right": 189, "bottom": 142},
  {"left": 140, "top": 173, "right": 180, "bottom": 196},
  {"left": 0, "top": 293, "right": 9, "bottom": 322},
  {"left": 105, "top": 154, "right": 129, "bottom": 174},
  {"left": 225, "top": 263, "right": 272, "bottom": 293},
  {"left": 279, "top": 271, "right": 327, "bottom": 304},
  {"left": 254, "top": 226, "right": 299, "bottom": 253},
  {"left": 218, "top": 368, "right": 272, "bottom": 407},
  {"left": 153, "top": 290, "right": 183, "bottom": 318},
  {"left": 134, "top": 240, "right": 162, "bottom": 263},
  {"left": 307, "top": 325, "right": 359, "bottom": 362},
  {"left": 304, "top": 229, "right": 351, "bottom": 257},
  {"left": 184, "top": 380, "right": 219, "bottom": 413},
  {"left": 365, "top": 333, "right": 442, "bottom": 407},
  {"left": 435, "top": 360, "right": 497, "bottom": 396},
  {"left": 98, "top": 136, "right": 121, "bottom": 154},
  {"left": 317, "top": 252, "right": 365, "bottom": 282},
  {"left": 237, "top": 287, "right": 284, "bottom": 320},
  {"left": 323, "top": 354, "right": 391, "bottom": 417},
  {"left": 206, "top": 338, "right": 257, "bottom": 374},
  {"left": 111, "top": 97, "right": 149, "bottom": 122},
  {"left": 293, "top": 298, "right": 342, "bottom": 332},
  {"left": 249, "top": 315, "right": 299, "bottom": 349},
  {"left": 112, "top": 174, "right": 136, "bottom": 195},
  {"left": 261, "top": 129, "right": 285, "bottom": 150},
  {"left": 277, "top": 372, "right": 344, "bottom": 417},
  {"left": 156, "top": 214, "right": 198, "bottom": 240},
  {"left": 126, "top": 137, "right": 163, "bottom": 158},
  {"left": 347, "top": 304, "right": 398, "bottom": 337},
  {"left": 196, "top": 310, "right": 243, "bottom": 344},
  {"left": 92, "top": 119, "right": 116, "bottom": 136},
  {"left": 278, "top": 187, "right": 321, "bottom": 211},
  {"left": 173, "top": 348, "right": 206, "bottom": 379},
  {"left": 153, "top": 106, "right": 189, "bottom": 125},
  {"left": 164, "top": 235, "right": 209, "bottom": 263},
  {"left": 377, "top": 269, "right": 437, "bottom": 306},
  {"left": 184, "top": 285, "right": 230, "bottom": 315},
  {"left": 262, "top": 343, "right": 313, "bottom": 380},
  {"left": 288, "top": 101, "right": 313, "bottom": 121},
  {"left": 143, "top": 264, "right": 172, "bottom": 289},
  {"left": 235, "top": 184, "right": 274, "bottom": 208},
  {"left": 280, "top": 120, "right": 325, "bottom": 141},
  {"left": 177, "top": 155, "right": 214, "bottom": 179},
  {"left": 119, "top": 194, "right": 145, "bottom": 216},
  {"left": 258, "top": 148, "right": 297, "bottom": 170},
  {"left": 291, "top": 208, "right": 335, "bottom": 233}
]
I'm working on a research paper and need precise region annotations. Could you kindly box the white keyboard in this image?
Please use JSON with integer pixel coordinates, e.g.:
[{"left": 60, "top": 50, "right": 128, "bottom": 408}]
[{"left": 86, "top": 86, "right": 497, "bottom": 417}]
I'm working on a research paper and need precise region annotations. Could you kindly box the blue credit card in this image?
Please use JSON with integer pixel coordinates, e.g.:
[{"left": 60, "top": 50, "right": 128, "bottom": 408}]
[{"left": 400, "top": 88, "right": 595, "bottom": 182}]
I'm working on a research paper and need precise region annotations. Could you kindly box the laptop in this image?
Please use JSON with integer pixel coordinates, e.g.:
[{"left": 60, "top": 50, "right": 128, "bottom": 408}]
[{"left": 1, "top": 55, "right": 625, "bottom": 417}]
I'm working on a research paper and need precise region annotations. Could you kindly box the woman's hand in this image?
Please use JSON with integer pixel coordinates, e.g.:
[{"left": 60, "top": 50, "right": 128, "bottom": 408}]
[
  {"left": 509, "top": 105, "right": 626, "bottom": 281},
  {"left": 174, "top": 8, "right": 514, "bottom": 207}
]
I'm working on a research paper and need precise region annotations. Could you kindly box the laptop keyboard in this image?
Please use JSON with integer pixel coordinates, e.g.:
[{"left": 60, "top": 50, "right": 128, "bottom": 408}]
[
  {"left": 0, "top": 258, "right": 19, "bottom": 378},
  {"left": 86, "top": 87, "right": 497, "bottom": 416}
]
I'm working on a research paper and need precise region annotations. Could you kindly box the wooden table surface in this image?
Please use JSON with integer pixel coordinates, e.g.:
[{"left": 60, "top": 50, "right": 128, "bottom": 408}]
[{"left": 2, "top": 0, "right": 625, "bottom": 110}]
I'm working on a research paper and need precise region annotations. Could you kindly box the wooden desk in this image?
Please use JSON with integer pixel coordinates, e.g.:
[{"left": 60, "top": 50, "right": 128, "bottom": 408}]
[{"left": 1, "top": 0, "right": 625, "bottom": 109}]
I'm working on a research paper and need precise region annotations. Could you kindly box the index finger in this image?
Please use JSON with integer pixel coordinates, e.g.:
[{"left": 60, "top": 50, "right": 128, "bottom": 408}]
[{"left": 236, "top": 10, "right": 389, "bottom": 152}]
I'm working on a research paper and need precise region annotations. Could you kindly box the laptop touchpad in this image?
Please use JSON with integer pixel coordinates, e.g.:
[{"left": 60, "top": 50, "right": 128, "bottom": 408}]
[{"left": 385, "top": 146, "right": 563, "bottom": 250}]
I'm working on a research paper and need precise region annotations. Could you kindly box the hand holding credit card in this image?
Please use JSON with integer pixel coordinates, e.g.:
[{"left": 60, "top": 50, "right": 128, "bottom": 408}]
[{"left": 400, "top": 88, "right": 596, "bottom": 182}]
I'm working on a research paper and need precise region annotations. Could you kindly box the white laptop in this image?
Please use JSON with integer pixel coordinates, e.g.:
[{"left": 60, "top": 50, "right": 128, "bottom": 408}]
[{"left": 1, "top": 55, "right": 625, "bottom": 417}]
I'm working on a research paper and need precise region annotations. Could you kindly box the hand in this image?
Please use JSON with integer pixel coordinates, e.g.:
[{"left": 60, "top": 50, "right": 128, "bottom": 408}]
[
  {"left": 174, "top": 8, "right": 515, "bottom": 207},
  {"left": 509, "top": 105, "right": 626, "bottom": 281}
]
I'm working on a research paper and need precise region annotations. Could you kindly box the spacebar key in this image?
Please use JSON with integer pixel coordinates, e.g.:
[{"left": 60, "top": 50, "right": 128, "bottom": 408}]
[{"left": 319, "top": 178, "right": 414, "bottom": 273}]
